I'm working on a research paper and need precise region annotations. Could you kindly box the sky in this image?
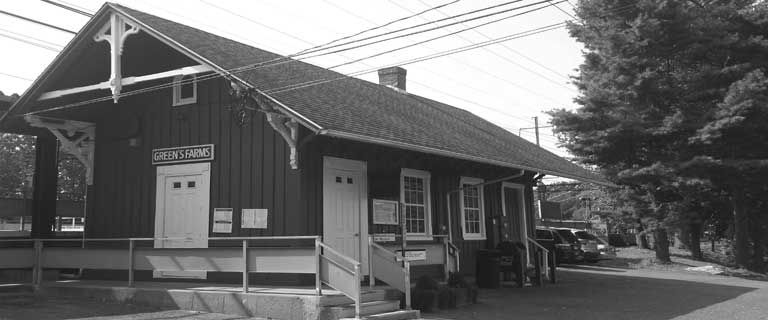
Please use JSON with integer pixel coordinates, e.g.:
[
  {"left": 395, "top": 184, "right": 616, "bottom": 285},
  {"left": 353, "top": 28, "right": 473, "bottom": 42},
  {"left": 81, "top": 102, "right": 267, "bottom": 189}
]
[{"left": 0, "top": 0, "right": 584, "bottom": 179}]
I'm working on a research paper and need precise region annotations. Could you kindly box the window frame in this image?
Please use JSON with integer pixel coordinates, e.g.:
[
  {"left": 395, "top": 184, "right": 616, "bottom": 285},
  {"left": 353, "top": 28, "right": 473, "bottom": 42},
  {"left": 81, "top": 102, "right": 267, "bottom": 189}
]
[
  {"left": 172, "top": 74, "right": 197, "bottom": 106},
  {"left": 460, "top": 176, "right": 486, "bottom": 240},
  {"left": 400, "top": 168, "right": 432, "bottom": 240}
]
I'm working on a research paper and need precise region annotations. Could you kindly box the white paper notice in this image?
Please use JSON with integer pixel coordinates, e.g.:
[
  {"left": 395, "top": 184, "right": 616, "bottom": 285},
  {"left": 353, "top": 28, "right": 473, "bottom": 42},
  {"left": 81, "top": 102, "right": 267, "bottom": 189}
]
[
  {"left": 212, "top": 208, "right": 233, "bottom": 233},
  {"left": 241, "top": 209, "right": 268, "bottom": 229}
]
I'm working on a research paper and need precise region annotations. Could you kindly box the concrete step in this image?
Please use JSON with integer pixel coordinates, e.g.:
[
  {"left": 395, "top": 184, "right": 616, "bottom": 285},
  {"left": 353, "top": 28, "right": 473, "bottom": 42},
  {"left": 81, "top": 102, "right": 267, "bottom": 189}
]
[
  {"left": 319, "top": 289, "right": 388, "bottom": 306},
  {"left": 329, "top": 300, "right": 401, "bottom": 319},
  {"left": 342, "top": 309, "right": 421, "bottom": 320}
]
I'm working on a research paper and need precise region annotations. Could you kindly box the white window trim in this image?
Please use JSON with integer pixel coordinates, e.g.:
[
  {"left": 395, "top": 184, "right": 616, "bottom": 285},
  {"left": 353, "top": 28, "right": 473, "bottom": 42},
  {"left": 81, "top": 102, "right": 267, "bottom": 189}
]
[
  {"left": 400, "top": 168, "right": 432, "bottom": 240},
  {"left": 460, "top": 176, "right": 486, "bottom": 240},
  {"left": 172, "top": 74, "right": 197, "bottom": 106}
]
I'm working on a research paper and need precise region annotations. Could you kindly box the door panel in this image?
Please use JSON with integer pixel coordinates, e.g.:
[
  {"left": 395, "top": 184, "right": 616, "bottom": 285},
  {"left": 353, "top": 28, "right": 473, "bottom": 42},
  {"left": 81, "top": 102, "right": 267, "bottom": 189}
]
[
  {"left": 154, "top": 163, "right": 210, "bottom": 279},
  {"left": 322, "top": 157, "right": 368, "bottom": 274},
  {"left": 502, "top": 187, "right": 523, "bottom": 242}
]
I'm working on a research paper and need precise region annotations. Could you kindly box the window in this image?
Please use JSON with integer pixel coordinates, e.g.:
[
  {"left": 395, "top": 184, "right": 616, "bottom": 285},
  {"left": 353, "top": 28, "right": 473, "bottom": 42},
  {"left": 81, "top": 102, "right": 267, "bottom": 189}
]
[
  {"left": 400, "top": 168, "right": 431, "bottom": 237},
  {"left": 460, "top": 177, "right": 485, "bottom": 240},
  {"left": 172, "top": 74, "right": 197, "bottom": 106}
]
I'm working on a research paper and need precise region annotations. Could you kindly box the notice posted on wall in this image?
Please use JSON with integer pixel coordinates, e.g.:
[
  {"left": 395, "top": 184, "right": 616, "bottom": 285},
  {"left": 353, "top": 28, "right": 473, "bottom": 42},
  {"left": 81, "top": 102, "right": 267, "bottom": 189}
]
[
  {"left": 372, "top": 199, "right": 399, "bottom": 225},
  {"left": 241, "top": 209, "right": 268, "bottom": 229},
  {"left": 212, "top": 208, "right": 233, "bottom": 233}
]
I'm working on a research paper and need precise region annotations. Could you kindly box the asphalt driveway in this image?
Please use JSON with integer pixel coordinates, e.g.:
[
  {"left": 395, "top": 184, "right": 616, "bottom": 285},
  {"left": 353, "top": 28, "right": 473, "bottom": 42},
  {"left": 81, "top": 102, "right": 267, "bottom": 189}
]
[
  {"left": 2, "top": 265, "right": 767, "bottom": 320},
  {"left": 425, "top": 264, "right": 768, "bottom": 320}
]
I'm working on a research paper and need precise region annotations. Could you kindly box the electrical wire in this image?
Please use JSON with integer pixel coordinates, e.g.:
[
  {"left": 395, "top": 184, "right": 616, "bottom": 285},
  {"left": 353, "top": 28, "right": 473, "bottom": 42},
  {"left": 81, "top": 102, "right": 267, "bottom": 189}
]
[
  {"left": 0, "top": 9, "right": 77, "bottom": 34},
  {"left": 0, "top": 27, "right": 65, "bottom": 48},
  {"left": 0, "top": 72, "right": 33, "bottom": 81},
  {"left": 328, "top": 0, "right": 565, "bottom": 69},
  {"left": 24, "top": 21, "right": 565, "bottom": 116},
  {"left": 0, "top": 32, "right": 61, "bottom": 52}
]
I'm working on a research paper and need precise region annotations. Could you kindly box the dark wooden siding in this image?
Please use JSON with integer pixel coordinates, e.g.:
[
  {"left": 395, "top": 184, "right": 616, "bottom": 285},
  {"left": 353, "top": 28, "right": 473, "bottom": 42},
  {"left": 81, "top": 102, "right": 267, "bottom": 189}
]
[
  {"left": 87, "top": 77, "right": 307, "bottom": 239},
  {"left": 301, "top": 137, "right": 537, "bottom": 275}
]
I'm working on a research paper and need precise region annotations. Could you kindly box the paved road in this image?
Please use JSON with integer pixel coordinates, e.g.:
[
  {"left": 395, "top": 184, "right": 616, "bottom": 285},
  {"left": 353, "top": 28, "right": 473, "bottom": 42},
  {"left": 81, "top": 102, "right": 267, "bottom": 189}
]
[
  {"left": 2, "top": 265, "right": 766, "bottom": 320},
  {"left": 425, "top": 265, "right": 768, "bottom": 320}
]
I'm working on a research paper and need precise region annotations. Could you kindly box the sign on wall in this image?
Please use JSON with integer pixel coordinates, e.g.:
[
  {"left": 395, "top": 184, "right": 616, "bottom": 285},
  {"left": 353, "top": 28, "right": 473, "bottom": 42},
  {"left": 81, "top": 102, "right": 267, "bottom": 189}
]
[
  {"left": 152, "top": 144, "right": 214, "bottom": 165},
  {"left": 395, "top": 249, "right": 427, "bottom": 261},
  {"left": 373, "top": 233, "right": 396, "bottom": 242},
  {"left": 241, "top": 209, "right": 268, "bottom": 229},
  {"left": 212, "top": 208, "right": 233, "bottom": 233},
  {"left": 372, "top": 199, "right": 399, "bottom": 225}
]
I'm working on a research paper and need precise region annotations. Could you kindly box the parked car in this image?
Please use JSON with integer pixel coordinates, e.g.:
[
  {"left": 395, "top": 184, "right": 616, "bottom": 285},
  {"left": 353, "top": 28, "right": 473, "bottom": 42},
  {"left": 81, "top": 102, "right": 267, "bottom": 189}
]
[
  {"left": 555, "top": 228, "right": 599, "bottom": 263},
  {"left": 571, "top": 229, "right": 608, "bottom": 261},
  {"left": 535, "top": 227, "right": 583, "bottom": 264}
]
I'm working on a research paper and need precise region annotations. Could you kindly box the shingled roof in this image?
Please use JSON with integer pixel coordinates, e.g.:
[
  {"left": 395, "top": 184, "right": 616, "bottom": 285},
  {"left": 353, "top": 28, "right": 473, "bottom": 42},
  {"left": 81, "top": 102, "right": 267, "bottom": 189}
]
[{"left": 4, "top": 3, "right": 609, "bottom": 185}]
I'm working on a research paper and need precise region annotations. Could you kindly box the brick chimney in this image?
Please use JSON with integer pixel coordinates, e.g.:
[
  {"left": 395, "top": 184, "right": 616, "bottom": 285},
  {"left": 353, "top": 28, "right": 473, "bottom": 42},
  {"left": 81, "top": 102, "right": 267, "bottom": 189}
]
[{"left": 378, "top": 67, "right": 407, "bottom": 91}]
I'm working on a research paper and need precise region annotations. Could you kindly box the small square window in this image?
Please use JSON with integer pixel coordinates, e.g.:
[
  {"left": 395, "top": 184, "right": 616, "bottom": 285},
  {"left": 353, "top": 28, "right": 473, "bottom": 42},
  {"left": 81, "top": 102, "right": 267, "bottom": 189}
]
[
  {"left": 187, "top": 181, "right": 196, "bottom": 188},
  {"left": 335, "top": 176, "right": 342, "bottom": 183},
  {"left": 173, "top": 182, "right": 181, "bottom": 189},
  {"left": 347, "top": 177, "right": 353, "bottom": 184},
  {"left": 172, "top": 74, "right": 197, "bottom": 106}
]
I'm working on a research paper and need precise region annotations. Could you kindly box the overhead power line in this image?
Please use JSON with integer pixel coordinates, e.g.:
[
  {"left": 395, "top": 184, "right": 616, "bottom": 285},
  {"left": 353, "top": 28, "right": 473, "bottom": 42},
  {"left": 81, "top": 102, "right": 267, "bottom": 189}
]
[
  {"left": 0, "top": 9, "right": 77, "bottom": 34},
  {"left": 328, "top": 0, "right": 565, "bottom": 69},
  {"left": 41, "top": 0, "right": 94, "bottom": 17},
  {"left": 25, "top": 21, "right": 566, "bottom": 116},
  {"left": 0, "top": 27, "right": 65, "bottom": 48},
  {"left": 413, "top": 0, "right": 572, "bottom": 81},
  {"left": 0, "top": 72, "right": 33, "bottom": 82},
  {"left": 0, "top": 32, "right": 61, "bottom": 52}
]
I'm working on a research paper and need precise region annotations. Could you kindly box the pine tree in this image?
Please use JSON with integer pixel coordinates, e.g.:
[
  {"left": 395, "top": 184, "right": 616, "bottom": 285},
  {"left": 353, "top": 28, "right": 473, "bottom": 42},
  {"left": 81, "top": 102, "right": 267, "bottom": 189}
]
[{"left": 550, "top": 0, "right": 768, "bottom": 265}]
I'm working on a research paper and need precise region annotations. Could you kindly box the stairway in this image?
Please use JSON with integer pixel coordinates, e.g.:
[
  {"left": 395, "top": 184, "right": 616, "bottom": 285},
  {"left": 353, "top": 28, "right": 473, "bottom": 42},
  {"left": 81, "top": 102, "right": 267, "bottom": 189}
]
[{"left": 320, "top": 288, "right": 420, "bottom": 320}]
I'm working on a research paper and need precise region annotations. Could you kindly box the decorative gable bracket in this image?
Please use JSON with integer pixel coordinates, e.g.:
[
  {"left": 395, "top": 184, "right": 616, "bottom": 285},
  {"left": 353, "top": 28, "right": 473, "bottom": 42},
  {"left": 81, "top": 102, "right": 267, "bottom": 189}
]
[
  {"left": 25, "top": 115, "right": 96, "bottom": 185},
  {"left": 230, "top": 82, "right": 300, "bottom": 169},
  {"left": 94, "top": 13, "right": 141, "bottom": 103}
]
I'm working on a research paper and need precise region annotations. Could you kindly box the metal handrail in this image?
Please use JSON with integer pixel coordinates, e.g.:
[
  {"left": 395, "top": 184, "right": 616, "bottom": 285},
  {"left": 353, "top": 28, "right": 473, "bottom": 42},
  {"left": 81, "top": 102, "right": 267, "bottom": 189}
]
[
  {"left": 316, "top": 240, "right": 362, "bottom": 319},
  {"left": 0, "top": 235, "right": 320, "bottom": 242},
  {"left": 367, "top": 236, "right": 411, "bottom": 310},
  {"left": 527, "top": 237, "right": 551, "bottom": 282},
  {"left": 316, "top": 241, "right": 361, "bottom": 267}
]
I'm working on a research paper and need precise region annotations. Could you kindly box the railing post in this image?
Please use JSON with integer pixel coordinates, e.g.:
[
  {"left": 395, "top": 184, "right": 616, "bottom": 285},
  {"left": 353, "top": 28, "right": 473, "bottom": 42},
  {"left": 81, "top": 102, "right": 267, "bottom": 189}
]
[
  {"left": 33, "top": 240, "right": 42, "bottom": 287},
  {"left": 128, "top": 239, "right": 134, "bottom": 287},
  {"left": 550, "top": 250, "right": 557, "bottom": 284},
  {"left": 242, "top": 239, "right": 249, "bottom": 293},
  {"left": 368, "top": 236, "right": 374, "bottom": 288},
  {"left": 404, "top": 260, "right": 411, "bottom": 310},
  {"left": 354, "top": 263, "right": 361, "bottom": 320},
  {"left": 315, "top": 237, "right": 322, "bottom": 296},
  {"left": 442, "top": 237, "right": 449, "bottom": 281}
]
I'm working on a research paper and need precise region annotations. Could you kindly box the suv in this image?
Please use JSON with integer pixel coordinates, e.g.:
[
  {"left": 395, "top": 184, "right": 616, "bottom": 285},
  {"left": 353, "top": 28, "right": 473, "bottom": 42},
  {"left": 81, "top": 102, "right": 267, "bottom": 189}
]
[{"left": 535, "top": 227, "right": 583, "bottom": 264}]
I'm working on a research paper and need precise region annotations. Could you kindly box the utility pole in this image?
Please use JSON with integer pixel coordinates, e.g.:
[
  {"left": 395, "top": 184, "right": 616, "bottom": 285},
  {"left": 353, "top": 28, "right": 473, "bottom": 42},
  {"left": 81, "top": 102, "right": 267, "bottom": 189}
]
[{"left": 533, "top": 116, "right": 540, "bottom": 146}]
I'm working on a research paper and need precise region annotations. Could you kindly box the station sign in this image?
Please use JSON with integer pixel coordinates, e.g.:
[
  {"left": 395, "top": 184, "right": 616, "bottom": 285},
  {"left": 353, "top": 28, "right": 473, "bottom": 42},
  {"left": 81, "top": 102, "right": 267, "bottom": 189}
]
[{"left": 152, "top": 144, "right": 214, "bottom": 165}]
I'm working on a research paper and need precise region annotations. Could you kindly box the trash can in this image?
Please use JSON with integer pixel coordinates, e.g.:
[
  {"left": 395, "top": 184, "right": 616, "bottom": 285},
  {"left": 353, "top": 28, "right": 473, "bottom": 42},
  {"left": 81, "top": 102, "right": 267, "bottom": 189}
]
[{"left": 475, "top": 249, "right": 501, "bottom": 288}]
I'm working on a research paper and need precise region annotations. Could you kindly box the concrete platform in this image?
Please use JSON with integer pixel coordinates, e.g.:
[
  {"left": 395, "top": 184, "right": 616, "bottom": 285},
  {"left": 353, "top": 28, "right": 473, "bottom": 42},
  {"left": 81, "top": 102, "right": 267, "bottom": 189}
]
[{"left": 6, "top": 280, "right": 405, "bottom": 320}]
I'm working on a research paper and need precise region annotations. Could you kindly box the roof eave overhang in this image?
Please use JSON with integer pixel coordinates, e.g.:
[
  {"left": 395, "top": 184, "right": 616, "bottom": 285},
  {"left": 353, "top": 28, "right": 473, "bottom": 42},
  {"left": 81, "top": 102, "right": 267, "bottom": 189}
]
[
  {"left": 108, "top": 4, "right": 323, "bottom": 133},
  {"left": 322, "top": 129, "right": 615, "bottom": 187},
  {"left": 0, "top": 4, "right": 113, "bottom": 128}
]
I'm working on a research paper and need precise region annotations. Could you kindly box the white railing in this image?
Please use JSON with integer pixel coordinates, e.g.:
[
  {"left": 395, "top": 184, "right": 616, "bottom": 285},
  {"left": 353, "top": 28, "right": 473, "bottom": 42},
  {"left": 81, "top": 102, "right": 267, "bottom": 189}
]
[
  {"left": 367, "top": 236, "right": 411, "bottom": 310},
  {"left": 527, "top": 237, "right": 555, "bottom": 285},
  {"left": 0, "top": 236, "right": 330, "bottom": 294},
  {"left": 316, "top": 239, "right": 363, "bottom": 319}
]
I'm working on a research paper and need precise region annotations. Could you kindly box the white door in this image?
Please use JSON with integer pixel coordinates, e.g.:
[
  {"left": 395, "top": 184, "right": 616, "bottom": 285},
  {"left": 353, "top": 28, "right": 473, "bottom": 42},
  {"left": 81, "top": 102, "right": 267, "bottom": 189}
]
[
  {"left": 323, "top": 157, "right": 368, "bottom": 274},
  {"left": 154, "top": 163, "right": 210, "bottom": 278}
]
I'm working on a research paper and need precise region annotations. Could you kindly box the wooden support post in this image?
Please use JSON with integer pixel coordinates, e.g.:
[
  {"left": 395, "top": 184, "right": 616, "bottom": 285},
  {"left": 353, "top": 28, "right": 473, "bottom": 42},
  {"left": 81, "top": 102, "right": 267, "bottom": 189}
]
[
  {"left": 354, "top": 263, "right": 361, "bottom": 320},
  {"left": 368, "top": 236, "right": 374, "bottom": 288},
  {"left": 128, "top": 239, "right": 134, "bottom": 287},
  {"left": 315, "top": 237, "right": 322, "bottom": 296},
  {"left": 31, "top": 134, "right": 58, "bottom": 239},
  {"left": 404, "top": 261, "right": 411, "bottom": 310},
  {"left": 242, "top": 239, "right": 249, "bottom": 293}
]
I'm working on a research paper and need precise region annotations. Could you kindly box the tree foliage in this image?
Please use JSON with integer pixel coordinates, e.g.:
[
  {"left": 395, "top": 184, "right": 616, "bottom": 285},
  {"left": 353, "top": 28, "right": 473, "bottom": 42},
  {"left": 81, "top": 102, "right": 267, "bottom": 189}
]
[{"left": 550, "top": 0, "right": 768, "bottom": 268}]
